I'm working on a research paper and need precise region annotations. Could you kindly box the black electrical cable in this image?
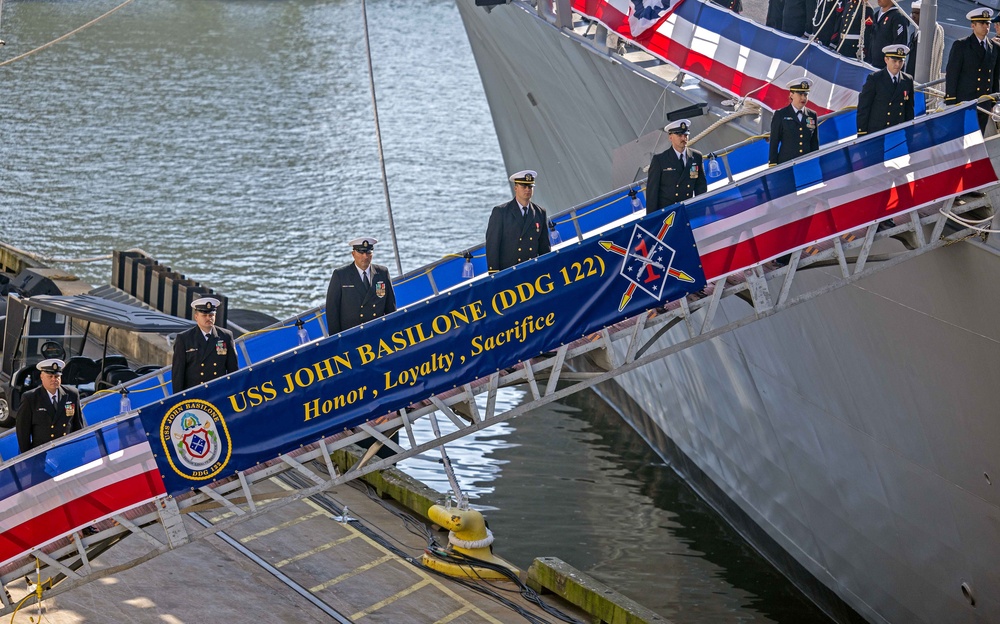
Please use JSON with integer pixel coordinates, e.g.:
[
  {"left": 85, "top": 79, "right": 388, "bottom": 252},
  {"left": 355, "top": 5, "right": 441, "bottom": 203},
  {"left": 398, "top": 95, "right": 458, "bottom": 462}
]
[
  {"left": 279, "top": 466, "right": 586, "bottom": 624},
  {"left": 424, "top": 547, "right": 587, "bottom": 624}
]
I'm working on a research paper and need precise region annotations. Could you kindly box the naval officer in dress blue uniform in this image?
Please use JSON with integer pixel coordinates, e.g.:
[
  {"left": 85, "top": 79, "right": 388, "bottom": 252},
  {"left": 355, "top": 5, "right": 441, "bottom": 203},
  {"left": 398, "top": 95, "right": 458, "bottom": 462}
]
[
  {"left": 945, "top": 9, "right": 1000, "bottom": 132},
  {"left": 171, "top": 297, "right": 238, "bottom": 393},
  {"left": 485, "top": 170, "right": 551, "bottom": 274},
  {"left": 325, "top": 237, "right": 397, "bottom": 335},
  {"left": 16, "top": 358, "right": 84, "bottom": 454},
  {"left": 857, "top": 45, "right": 915, "bottom": 135},
  {"left": 645, "top": 119, "right": 707, "bottom": 215},
  {"left": 768, "top": 78, "right": 820, "bottom": 166}
]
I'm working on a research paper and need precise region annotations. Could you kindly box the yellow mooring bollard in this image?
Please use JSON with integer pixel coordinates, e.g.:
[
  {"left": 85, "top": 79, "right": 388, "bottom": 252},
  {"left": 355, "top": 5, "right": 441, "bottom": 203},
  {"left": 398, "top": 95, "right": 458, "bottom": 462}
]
[{"left": 422, "top": 503, "right": 519, "bottom": 580}]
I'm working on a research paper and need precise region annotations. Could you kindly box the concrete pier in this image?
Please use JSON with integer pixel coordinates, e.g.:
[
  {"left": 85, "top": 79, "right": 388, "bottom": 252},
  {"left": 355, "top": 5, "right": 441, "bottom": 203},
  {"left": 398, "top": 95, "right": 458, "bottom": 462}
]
[{"left": 7, "top": 448, "right": 671, "bottom": 623}]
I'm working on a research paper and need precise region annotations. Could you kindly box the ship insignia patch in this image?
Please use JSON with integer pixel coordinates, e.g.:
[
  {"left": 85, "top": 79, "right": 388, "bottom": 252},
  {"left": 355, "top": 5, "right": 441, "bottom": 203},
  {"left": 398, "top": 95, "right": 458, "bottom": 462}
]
[
  {"left": 599, "top": 211, "right": 699, "bottom": 311},
  {"left": 159, "top": 399, "right": 232, "bottom": 481}
]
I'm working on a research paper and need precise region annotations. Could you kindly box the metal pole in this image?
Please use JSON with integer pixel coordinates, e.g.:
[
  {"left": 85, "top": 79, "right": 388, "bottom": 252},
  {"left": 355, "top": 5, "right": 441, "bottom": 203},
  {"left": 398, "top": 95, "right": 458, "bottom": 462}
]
[
  {"left": 914, "top": 0, "right": 937, "bottom": 85},
  {"left": 360, "top": 0, "right": 403, "bottom": 276}
]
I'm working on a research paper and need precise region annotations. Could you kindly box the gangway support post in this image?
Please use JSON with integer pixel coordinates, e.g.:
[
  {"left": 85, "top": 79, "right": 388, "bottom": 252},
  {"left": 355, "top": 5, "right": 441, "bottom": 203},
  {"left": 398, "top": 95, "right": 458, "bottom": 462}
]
[{"left": 156, "top": 496, "right": 190, "bottom": 548}]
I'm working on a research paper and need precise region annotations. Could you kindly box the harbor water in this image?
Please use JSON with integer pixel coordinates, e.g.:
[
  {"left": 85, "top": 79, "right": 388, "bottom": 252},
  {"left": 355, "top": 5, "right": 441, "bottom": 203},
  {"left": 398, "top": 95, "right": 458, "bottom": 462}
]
[{"left": 1, "top": 1, "right": 829, "bottom": 621}]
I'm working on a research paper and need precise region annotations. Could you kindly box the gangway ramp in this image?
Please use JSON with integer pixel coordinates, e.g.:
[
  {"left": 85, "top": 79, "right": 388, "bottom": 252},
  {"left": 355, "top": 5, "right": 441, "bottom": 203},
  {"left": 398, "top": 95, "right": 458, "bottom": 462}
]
[{"left": 0, "top": 102, "right": 997, "bottom": 613}]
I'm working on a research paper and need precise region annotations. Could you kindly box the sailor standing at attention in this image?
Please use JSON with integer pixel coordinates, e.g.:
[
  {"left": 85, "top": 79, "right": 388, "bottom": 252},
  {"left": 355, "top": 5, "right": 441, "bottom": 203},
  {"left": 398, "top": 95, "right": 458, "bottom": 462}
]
[
  {"left": 768, "top": 78, "right": 820, "bottom": 166},
  {"left": 645, "top": 119, "right": 707, "bottom": 215},
  {"left": 16, "top": 359, "right": 84, "bottom": 453},
  {"left": 857, "top": 45, "right": 915, "bottom": 135},
  {"left": 829, "top": 0, "right": 873, "bottom": 60},
  {"left": 325, "top": 237, "right": 396, "bottom": 334},
  {"left": 945, "top": 9, "right": 1000, "bottom": 132},
  {"left": 171, "top": 297, "right": 238, "bottom": 393},
  {"left": 485, "top": 170, "right": 551, "bottom": 274},
  {"left": 865, "top": 0, "right": 909, "bottom": 68}
]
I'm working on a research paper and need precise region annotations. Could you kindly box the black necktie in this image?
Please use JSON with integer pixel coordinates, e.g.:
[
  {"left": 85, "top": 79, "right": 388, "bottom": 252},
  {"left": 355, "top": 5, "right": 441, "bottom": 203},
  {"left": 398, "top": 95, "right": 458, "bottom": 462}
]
[
  {"left": 363, "top": 271, "right": 370, "bottom": 290},
  {"left": 680, "top": 153, "right": 686, "bottom": 167},
  {"left": 51, "top": 394, "right": 57, "bottom": 407}
]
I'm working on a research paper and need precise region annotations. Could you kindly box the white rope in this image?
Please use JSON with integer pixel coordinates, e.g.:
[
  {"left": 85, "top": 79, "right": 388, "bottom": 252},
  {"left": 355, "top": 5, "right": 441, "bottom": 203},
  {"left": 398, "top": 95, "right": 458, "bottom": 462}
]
[
  {"left": 939, "top": 207, "right": 1000, "bottom": 234},
  {"left": 811, "top": 0, "right": 847, "bottom": 37},
  {"left": 689, "top": 102, "right": 761, "bottom": 146},
  {"left": 891, "top": 0, "right": 918, "bottom": 31},
  {"left": 448, "top": 528, "right": 494, "bottom": 550},
  {"left": 834, "top": 0, "right": 867, "bottom": 56},
  {"left": 741, "top": 7, "right": 838, "bottom": 105},
  {"left": 930, "top": 23, "right": 945, "bottom": 81},
  {"left": 857, "top": 4, "right": 867, "bottom": 62}
]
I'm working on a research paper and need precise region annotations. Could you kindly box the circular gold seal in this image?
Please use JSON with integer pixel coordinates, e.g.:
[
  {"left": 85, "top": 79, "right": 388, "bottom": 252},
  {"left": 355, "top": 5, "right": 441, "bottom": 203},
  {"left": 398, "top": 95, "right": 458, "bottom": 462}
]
[{"left": 160, "top": 399, "right": 232, "bottom": 481}]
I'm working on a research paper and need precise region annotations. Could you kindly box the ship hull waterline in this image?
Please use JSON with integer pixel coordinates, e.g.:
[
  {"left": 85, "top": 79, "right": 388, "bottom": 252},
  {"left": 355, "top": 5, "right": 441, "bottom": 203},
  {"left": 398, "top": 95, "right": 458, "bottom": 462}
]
[{"left": 456, "top": 2, "right": 1000, "bottom": 623}]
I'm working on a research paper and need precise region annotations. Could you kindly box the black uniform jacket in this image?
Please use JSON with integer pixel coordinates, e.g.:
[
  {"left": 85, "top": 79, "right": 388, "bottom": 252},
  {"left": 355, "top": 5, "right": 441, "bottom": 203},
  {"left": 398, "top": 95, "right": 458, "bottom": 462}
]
[
  {"left": 645, "top": 148, "right": 707, "bottom": 214},
  {"left": 485, "top": 200, "right": 551, "bottom": 273},
  {"left": 831, "top": 0, "right": 872, "bottom": 57},
  {"left": 171, "top": 325, "right": 239, "bottom": 393},
  {"left": 325, "top": 262, "right": 396, "bottom": 335},
  {"left": 945, "top": 34, "right": 1000, "bottom": 104},
  {"left": 857, "top": 69, "right": 915, "bottom": 135},
  {"left": 813, "top": 0, "right": 839, "bottom": 46},
  {"left": 866, "top": 7, "right": 909, "bottom": 68},
  {"left": 768, "top": 104, "right": 820, "bottom": 165},
  {"left": 905, "top": 31, "right": 919, "bottom": 76},
  {"left": 780, "top": 0, "right": 815, "bottom": 38},
  {"left": 16, "top": 385, "right": 83, "bottom": 453}
]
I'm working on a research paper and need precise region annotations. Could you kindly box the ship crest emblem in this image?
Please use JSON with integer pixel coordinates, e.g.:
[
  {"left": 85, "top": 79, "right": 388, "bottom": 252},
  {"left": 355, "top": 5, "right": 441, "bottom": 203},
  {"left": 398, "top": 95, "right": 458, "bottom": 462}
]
[
  {"left": 629, "top": 0, "right": 672, "bottom": 37},
  {"left": 599, "top": 211, "right": 698, "bottom": 311},
  {"left": 160, "top": 399, "right": 232, "bottom": 481}
]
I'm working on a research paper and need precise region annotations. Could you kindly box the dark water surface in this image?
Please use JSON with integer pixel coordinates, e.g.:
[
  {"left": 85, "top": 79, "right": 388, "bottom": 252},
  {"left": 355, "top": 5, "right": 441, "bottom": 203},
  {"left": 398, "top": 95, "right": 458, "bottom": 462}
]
[{"left": 2, "top": 1, "right": 829, "bottom": 621}]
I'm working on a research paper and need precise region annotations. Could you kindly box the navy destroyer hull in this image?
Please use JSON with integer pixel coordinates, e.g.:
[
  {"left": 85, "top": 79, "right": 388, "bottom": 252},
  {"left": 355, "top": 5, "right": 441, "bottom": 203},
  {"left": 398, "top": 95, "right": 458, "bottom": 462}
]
[{"left": 457, "top": 2, "right": 1000, "bottom": 623}]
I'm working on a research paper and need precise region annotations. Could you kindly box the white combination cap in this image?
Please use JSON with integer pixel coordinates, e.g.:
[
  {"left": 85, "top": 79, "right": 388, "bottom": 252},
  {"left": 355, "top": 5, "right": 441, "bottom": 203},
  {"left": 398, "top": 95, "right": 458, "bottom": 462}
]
[
  {"left": 349, "top": 237, "right": 378, "bottom": 252},
  {"left": 967, "top": 8, "right": 992, "bottom": 21},
  {"left": 666, "top": 119, "right": 692, "bottom": 134},
  {"left": 191, "top": 297, "right": 221, "bottom": 313},
  {"left": 508, "top": 170, "right": 537, "bottom": 185},
  {"left": 883, "top": 45, "right": 910, "bottom": 58},
  {"left": 786, "top": 78, "right": 813, "bottom": 92},
  {"left": 37, "top": 358, "right": 66, "bottom": 373}
]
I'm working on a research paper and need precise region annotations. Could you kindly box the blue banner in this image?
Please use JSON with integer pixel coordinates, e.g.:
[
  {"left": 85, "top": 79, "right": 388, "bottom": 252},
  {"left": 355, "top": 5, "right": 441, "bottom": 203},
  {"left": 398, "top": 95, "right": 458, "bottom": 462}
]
[{"left": 140, "top": 209, "right": 705, "bottom": 494}]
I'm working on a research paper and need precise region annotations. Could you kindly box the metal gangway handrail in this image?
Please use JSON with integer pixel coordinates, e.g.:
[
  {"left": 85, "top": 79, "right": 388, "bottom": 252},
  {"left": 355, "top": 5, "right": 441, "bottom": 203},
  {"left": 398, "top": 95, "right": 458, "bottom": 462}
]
[{"left": 0, "top": 102, "right": 997, "bottom": 613}]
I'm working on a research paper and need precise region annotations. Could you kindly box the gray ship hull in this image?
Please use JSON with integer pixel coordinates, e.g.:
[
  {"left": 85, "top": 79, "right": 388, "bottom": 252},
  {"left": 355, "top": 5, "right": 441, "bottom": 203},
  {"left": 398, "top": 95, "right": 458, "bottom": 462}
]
[{"left": 456, "top": 2, "right": 1000, "bottom": 623}]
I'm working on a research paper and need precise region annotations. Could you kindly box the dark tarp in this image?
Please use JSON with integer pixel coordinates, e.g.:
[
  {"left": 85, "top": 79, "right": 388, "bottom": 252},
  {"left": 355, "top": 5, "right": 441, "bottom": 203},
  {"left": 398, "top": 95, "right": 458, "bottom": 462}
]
[{"left": 23, "top": 295, "right": 195, "bottom": 333}]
